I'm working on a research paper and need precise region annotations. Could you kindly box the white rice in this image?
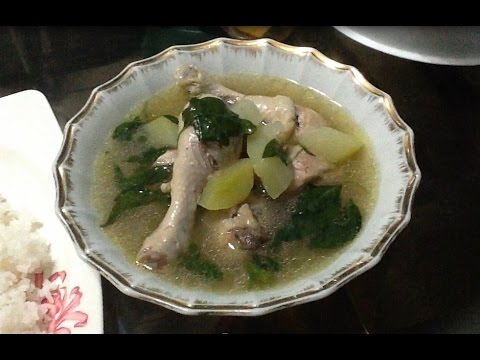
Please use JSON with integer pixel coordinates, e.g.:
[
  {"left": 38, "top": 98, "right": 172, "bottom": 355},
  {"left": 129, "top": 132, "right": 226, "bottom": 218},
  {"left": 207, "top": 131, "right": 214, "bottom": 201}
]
[{"left": 0, "top": 195, "right": 54, "bottom": 333}]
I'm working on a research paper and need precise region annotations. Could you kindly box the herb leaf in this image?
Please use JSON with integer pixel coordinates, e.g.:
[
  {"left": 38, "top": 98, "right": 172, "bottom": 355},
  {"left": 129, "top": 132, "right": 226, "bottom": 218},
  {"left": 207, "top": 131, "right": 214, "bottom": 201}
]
[
  {"left": 126, "top": 147, "right": 168, "bottom": 165},
  {"left": 163, "top": 114, "right": 179, "bottom": 124},
  {"left": 104, "top": 154, "right": 173, "bottom": 226},
  {"left": 246, "top": 254, "right": 281, "bottom": 286},
  {"left": 251, "top": 254, "right": 281, "bottom": 272},
  {"left": 272, "top": 185, "right": 362, "bottom": 249},
  {"left": 309, "top": 199, "right": 362, "bottom": 248},
  {"left": 179, "top": 244, "right": 223, "bottom": 281},
  {"left": 112, "top": 117, "right": 143, "bottom": 141},
  {"left": 297, "top": 185, "right": 341, "bottom": 214},
  {"left": 101, "top": 189, "right": 169, "bottom": 227},
  {"left": 262, "top": 139, "right": 289, "bottom": 165},
  {"left": 114, "top": 164, "right": 172, "bottom": 192},
  {"left": 182, "top": 97, "right": 256, "bottom": 146}
]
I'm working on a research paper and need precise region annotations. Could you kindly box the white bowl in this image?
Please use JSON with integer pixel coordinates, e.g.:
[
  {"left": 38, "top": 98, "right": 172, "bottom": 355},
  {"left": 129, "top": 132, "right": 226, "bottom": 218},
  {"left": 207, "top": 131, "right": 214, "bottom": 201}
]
[{"left": 54, "top": 38, "right": 421, "bottom": 315}]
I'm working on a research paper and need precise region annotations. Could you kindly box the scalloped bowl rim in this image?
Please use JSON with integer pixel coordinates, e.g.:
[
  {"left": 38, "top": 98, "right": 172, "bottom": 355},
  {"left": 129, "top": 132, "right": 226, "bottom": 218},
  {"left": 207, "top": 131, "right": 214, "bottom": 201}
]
[{"left": 54, "top": 37, "right": 421, "bottom": 316}]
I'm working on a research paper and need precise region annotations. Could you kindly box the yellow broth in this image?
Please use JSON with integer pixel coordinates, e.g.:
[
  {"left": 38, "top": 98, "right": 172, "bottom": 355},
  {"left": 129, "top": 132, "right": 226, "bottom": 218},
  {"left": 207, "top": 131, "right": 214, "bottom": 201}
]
[{"left": 91, "top": 74, "right": 379, "bottom": 294}]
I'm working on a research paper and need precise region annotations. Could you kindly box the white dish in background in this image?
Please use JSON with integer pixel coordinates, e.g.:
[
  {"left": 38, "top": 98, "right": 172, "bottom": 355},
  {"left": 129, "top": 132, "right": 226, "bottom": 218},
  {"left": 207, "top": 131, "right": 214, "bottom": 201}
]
[
  {"left": 0, "top": 90, "right": 103, "bottom": 333},
  {"left": 335, "top": 26, "right": 480, "bottom": 66}
]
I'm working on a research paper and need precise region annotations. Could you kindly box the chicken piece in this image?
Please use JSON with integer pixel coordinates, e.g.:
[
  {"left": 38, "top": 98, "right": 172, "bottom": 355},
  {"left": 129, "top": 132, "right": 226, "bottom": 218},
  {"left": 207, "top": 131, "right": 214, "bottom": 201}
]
[
  {"left": 154, "top": 149, "right": 177, "bottom": 193},
  {"left": 202, "top": 139, "right": 243, "bottom": 170},
  {"left": 153, "top": 149, "right": 177, "bottom": 167},
  {"left": 175, "top": 65, "right": 296, "bottom": 142},
  {"left": 294, "top": 105, "right": 328, "bottom": 142},
  {"left": 221, "top": 203, "right": 267, "bottom": 250},
  {"left": 246, "top": 95, "right": 296, "bottom": 142},
  {"left": 136, "top": 127, "right": 212, "bottom": 270},
  {"left": 136, "top": 126, "right": 242, "bottom": 270},
  {"left": 175, "top": 65, "right": 243, "bottom": 104},
  {"left": 160, "top": 182, "right": 171, "bottom": 193},
  {"left": 288, "top": 145, "right": 331, "bottom": 191}
]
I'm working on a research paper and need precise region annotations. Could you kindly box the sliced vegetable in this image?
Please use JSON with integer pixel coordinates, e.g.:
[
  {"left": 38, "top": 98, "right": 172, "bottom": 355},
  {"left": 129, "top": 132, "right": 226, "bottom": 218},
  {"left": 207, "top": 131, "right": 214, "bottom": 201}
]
[
  {"left": 298, "top": 127, "right": 363, "bottom": 165},
  {"left": 253, "top": 157, "right": 293, "bottom": 199},
  {"left": 198, "top": 159, "right": 254, "bottom": 210},
  {"left": 140, "top": 116, "right": 179, "bottom": 148},
  {"left": 230, "top": 98, "right": 263, "bottom": 125},
  {"left": 247, "top": 122, "right": 283, "bottom": 163},
  {"left": 182, "top": 97, "right": 256, "bottom": 146},
  {"left": 179, "top": 244, "right": 223, "bottom": 281}
]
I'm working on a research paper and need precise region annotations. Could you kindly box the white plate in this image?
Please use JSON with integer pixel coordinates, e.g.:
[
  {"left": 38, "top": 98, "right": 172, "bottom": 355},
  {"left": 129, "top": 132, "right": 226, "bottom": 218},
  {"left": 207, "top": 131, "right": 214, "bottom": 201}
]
[
  {"left": 335, "top": 26, "right": 480, "bottom": 66},
  {"left": 0, "top": 90, "right": 103, "bottom": 333}
]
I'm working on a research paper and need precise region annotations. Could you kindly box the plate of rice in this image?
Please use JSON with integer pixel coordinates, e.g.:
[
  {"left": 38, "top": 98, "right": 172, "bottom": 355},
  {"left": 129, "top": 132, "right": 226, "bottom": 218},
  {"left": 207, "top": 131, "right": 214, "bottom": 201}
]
[{"left": 0, "top": 90, "right": 103, "bottom": 334}]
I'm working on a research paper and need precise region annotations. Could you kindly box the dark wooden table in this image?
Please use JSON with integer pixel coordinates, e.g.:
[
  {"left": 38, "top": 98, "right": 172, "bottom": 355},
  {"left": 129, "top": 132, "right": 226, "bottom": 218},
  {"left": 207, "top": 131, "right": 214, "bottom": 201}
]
[{"left": 4, "top": 26, "right": 479, "bottom": 333}]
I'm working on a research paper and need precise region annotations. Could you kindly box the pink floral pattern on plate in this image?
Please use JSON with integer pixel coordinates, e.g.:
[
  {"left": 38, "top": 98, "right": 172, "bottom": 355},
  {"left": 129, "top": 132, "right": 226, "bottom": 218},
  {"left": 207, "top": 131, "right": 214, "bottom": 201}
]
[{"left": 35, "top": 271, "right": 89, "bottom": 334}]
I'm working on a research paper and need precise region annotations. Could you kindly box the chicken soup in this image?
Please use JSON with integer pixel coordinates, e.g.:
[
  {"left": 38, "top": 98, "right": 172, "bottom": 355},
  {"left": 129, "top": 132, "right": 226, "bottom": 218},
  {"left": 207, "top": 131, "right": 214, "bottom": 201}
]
[{"left": 91, "top": 65, "right": 378, "bottom": 293}]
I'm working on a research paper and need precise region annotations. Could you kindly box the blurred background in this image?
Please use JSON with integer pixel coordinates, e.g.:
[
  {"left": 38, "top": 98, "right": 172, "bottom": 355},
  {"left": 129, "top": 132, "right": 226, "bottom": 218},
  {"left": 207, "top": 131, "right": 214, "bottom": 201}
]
[{"left": 1, "top": 26, "right": 479, "bottom": 333}]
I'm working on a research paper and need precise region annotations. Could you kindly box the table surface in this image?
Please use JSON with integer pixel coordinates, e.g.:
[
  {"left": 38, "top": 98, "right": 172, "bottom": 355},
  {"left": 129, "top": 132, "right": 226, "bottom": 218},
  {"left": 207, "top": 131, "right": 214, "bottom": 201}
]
[{"left": 3, "top": 26, "right": 479, "bottom": 333}]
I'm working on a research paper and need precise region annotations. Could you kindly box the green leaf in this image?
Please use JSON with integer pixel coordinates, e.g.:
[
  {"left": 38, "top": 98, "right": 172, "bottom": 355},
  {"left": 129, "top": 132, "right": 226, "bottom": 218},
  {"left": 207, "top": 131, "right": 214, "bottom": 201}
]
[
  {"left": 182, "top": 97, "right": 257, "bottom": 146},
  {"left": 246, "top": 254, "right": 280, "bottom": 287},
  {"left": 112, "top": 117, "right": 143, "bottom": 141},
  {"left": 239, "top": 118, "right": 257, "bottom": 135},
  {"left": 114, "top": 165, "right": 127, "bottom": 189},
  {"left": 262, "top": 138, "right": 289, "bottom": 165},
  {"left": 114, "top": 164, "right": 172, "bottom": 192},
  {"left": 106, "top": 161, "right": 173, "bottom": 226},
  {"left": 296, "top": 185, "right": 342, "bottom": 214},
  {"left": 246, "top": 262, "right": 273, "bottom": 286},
  {"left": 271, "top": 222, "right": 300, "bottom": 248},
  {"left": 251, "top": 254, "right": 280, "bottom": 272},
  {"left": 273, "top": 185, "right": 362, "bottom": 249},
  {"left": 101, "top": 189, "right": 169, "bottom": 227},
  {"left": 126, "top": 147, "right": 168, "bottom": 165},
  {"left": 309, "top": 200, "right": 362, "bottom": 249},
  {"left": 162, "top": 114, "right": 179, "bottom": 124},
  {"left": 179, "top": 244, "right": 223, "bottom": 281}
]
